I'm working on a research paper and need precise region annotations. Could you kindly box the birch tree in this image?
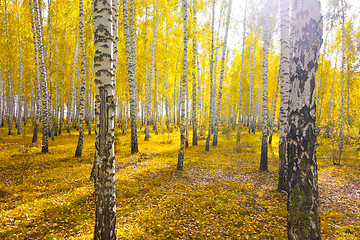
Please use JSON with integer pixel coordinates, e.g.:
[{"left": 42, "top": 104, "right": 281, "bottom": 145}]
[
  {"left": 16, "top": 0, "right": 23, "bottom": 135},
  {"left": 123, "top": 0, "right": 138, "bottom": 153},
  {"left": 47, "top": 0, "right": 54, "bottom": 141},
  {"left": 287, "top": 0, "right": 322, "bottom": 238},
  {"left": 277, "top": 0, "right": 291, "bottom": 192},
  {"left": 338, "top": 0, "right": 346, "bottom": 164},
  {"left": 4, "top": 0, "right": 13, "bottom": 136},
  {"left": 53, "top": 33, "right": 59, "bottom": 136},
  {"left": 33, "top": 0, "right": 50, "bottom": 153},
  {"left": 67, "top": 31, "right": 78, "bottom": 134},
  {"left": 91, "top": 0, "right": 117, "bottom": 237},
  {"left": 259, "top": 0, "right": 271, "bottom": 171},
  {"left": 190, "top": 1, "right": 198, "bottom": 145},
  {"left": 205, "top": 0, "right": 215, "bottom": 152},
  {"left": 177, "top": 0, "right": 188, "bottom": 170},
  {"left": 58, "top": 17, "right": 67, "bottom": 136},
  {"left": 213, "top": 0, "right": 232, "bottom": 146},
  {"left": 269, "top": 74, "right": 280, "bottom": 144},
  {"left": 0, "top": 71, "right": 3, "bottom": 127},
  {"left": 144, "top": 0, "right": 159, "bottom": 141},
  {"left": 75, "top": 0, "right": 86, "bottom": 157},
  {"left": 236, "top": 1, "right": 247, "bottom": 150},
  {"left": 29, "top": 0, "right": 41, "bottom": 142}
]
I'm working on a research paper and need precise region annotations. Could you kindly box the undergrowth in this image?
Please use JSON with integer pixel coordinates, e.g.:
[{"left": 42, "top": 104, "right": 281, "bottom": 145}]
[{"left": 0, "top": 123, "right": 359, "bottom": 239}]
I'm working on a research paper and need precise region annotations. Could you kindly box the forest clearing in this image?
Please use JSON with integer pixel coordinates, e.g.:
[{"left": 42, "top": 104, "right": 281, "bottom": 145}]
[
  {"left": 0, "top": 124, "right": 359, "bottom": 239},
  {"left": 1, "top": 0, "right": 360, "bottom": 238}
]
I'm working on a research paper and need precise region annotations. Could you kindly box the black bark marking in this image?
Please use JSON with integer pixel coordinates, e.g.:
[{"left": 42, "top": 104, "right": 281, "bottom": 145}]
[{"left": 99, "top": 87, "right": 109, "bottom": 157}]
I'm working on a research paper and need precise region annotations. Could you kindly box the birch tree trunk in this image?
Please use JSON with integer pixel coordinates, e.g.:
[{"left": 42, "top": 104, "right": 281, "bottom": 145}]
[
  {"left": 338, "top": 0, "right": 345, "bottom": 164},
  {"left": 141, "top": 6, "right": 148, "bottom": 131},
  {"left": 191, "top": 0, "right": 198, "bottom": 146},
  {"left": 247, "top": 38, "right": 253, "bottom": 133},
  {"left": 30, "top": 0, "right": 41, "bottom": 142},
  {"left": 123, "top": 0, "right": 138, "bottom": 153},
  {"left": 0, "top": 71, "right": 3, "bottom": 127},
  {"left": 75, "top": 0, "right": 86, "bottom": 157},
  {"left": 23, "top": 71, "right": 28, "bottom": 126},
  {"left": 59, "top": 79, "right": 64, "bottom": 134},
  {"left": 287, "top": 0, "right": 322, "bottom": 238},
  {"left": 236, "top": 1, "right": 247, "bottom": 150},
  {"left": 47, "top": 0, "right": 54, "bottom": 141},
  {"left": 67, "top": 31, "right": 78, "bottom": 133},
  {"left": 89, "top": 51, "right": 94, "bottom": 133},
  {"left": 346, "top": 64, "right": 350, "bottom": 126},
  {"left": 260, "top": 0, "right": 271, "bottom": 171},
  {"left": 59, "top": 18, "right": 68, "bottom": 136},
  {"left": 74, "top": 63, "right": 80, "bottom": 130},
  {"left": 213, "top": 0, "right": 232, "bottom": 146},
  {"left": 54, "top": 34, "right": 59, "bottom": 136},
  {"left": 269, "top": 74, "right": 280, "bottom": 144},
  {"left": 17, "top": 0, "right": 23, "bottom": 135},
  {"left": 91, "top": 0, "right": 117, "bottom": 237},
  {"left": 154, "top": 64, "right": 159, "bottom": 135},
  {"left": 278, "top": 0, "right": 291, "bottom": 192},
  {"left": 144, "top": 0, "right": 159, "bottom": 140},
  {"left": 163, "top": 29, "right": 169, "bottom": 131},
  {"left": 33, "top": 0, "right": 50, "bottom": 153},
  {"left": 112, "top": 0, "right": 119, "bottom": 89},
  {"left": 0, "top": 69, "right": 4, "bottom": 128},
  {"left": 4, "top": 0, "right": 13, "bottom": 136},
  {"left": 197, "top": 61, "right": 203, "bottom": 136},
  {"left": 250, "top": 42, "right": 257, "bottom": 134},
  {"left": 177, "top": 0, "right": 188, "bottom": 170},
  {"left": 205, "top": 0, "right": 215, "bottom": 152},
  {"left": 185, "top": 78, "right": 189, "bottom": 147}
]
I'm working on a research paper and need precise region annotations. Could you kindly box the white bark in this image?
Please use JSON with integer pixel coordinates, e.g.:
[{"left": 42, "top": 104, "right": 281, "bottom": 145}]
[
  {"left": 144, "top": 0, "right": 159, "bottom": 140},
  {"left": 91, "top": 0, "right": 117, "bottom": 237},
  {"left": 177, "top": 0, "right": 188, "bottom": 170},
  {"left": 278, "top": 0, "right": 291, "bottom": 192},
  {"left": 213, "top": 0, "right": 232, "bottom": 146},
  {"left": 75, "top": 0, "right": 86, "bottom": 157},
  {"left": 33, "top": 0, "right": 50, "bottom": 153}
]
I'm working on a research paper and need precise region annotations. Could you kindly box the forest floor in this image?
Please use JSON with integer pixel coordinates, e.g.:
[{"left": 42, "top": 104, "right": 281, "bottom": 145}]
[{"left": 0, "top": 123, "right": 359, "bottom": 239}]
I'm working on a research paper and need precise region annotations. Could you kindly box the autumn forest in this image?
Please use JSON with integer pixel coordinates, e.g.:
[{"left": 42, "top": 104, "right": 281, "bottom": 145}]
[{"left": 0, "top": 0, "right": 359, "bottom": 239}]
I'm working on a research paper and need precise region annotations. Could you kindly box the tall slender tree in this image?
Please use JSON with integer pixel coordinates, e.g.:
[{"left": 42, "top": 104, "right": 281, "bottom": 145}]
[
  {"left": 4, "top": 0, "right": 13, "bottom": 136},
  {"left": 269, "top": 74, "right": 280, "bottom": 144},
  {"left": 67, "top": 30, "right": 78, "bottom": 134},
  {"left": 278, "top": 0, "right": 291, "bottom": 192},
  {"left": 0, "top": 70, "right": 3, "bottom": 127},
  {"left": 287, "top": 0, "right": 322, "bottom": 238},
  {"left": 177, "top": 0, "right": 188, "bottom": 170},
  {"left": 33, "top": 0, "right": 50, "bottom": 153},
  {"left": 47, "top": 0, "right": 54, "bottom": 141},
  {"left": 91, "top": 0, "right": 117, "bottom": 237},
  {"left": 213, "top": 0, "right": 232, "bottom": 146},
  {"left": 259, "top": 0, "right": 271, "bottom": 171},
  {"left": 338, "top": 0, "right": 346, "bottom": 164},
  {"left": 75, "top": 0, "right": 86, "bottom": 157},
  {"left": 29, "top": 0, "right": 41, "bottom": 143},
  {"left": 144, "top": 0, "right": 159, "bottom": 141},
  {"left": 53, "top": 30, "right": 59, "bottom": 136},
  {"left": 191, "top": 0, "right": 198, "bottom": 146},
  {"left": 122, "top": 0, "right": 138, "bottom": 153},
  {"left": 59, "top": 12, "right": 69, "bottom": 136},
  {"left": 236, "top": 1, "right": 247, "bottom": 150},
  {"left": 16, "top": 0, "right": 23, "bottom": 135},
  {"left": 205, "top": 0, "right": 215, "bottom": 152}
]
